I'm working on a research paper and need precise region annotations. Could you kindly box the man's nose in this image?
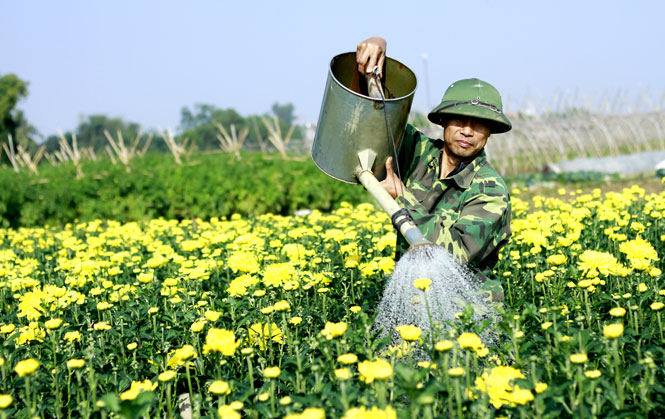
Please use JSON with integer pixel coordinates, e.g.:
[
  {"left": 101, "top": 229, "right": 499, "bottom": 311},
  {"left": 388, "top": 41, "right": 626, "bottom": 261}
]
[{"left": 460, "top": 119, "right": 474, "bottom": 135}]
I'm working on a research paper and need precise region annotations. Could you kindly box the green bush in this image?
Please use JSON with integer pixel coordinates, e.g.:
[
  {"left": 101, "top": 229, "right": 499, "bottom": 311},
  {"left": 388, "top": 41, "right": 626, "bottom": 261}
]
[{"left": 0, "top": 152, "right": 369, "bottom": 228}]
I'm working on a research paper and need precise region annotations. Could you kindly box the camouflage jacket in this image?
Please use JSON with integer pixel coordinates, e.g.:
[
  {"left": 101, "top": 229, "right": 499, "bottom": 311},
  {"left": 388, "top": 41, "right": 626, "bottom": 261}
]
[{"left": 394, "top": 124, "right": 511, "bottom": 295}]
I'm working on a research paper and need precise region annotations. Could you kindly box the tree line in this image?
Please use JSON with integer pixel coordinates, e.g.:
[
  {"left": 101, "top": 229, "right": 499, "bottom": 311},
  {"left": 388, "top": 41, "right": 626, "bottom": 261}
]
[{"left": 0, "top": 72, "right": 304, "bottom": 163}]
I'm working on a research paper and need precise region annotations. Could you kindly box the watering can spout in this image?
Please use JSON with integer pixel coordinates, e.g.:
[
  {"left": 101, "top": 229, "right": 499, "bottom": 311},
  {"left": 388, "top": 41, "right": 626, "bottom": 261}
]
[{"left": 353, "top": 151, "right": 431, "bottom": 248}]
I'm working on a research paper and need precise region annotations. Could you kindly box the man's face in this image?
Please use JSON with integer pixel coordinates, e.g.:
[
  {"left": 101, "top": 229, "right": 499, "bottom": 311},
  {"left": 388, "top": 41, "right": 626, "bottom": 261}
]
[{"left": 442, "top": 117, "right": 490, "bottom": 161}]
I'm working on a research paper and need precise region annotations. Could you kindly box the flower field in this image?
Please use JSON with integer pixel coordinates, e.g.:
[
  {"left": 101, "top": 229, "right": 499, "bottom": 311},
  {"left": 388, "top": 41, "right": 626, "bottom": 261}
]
[{"left": 1, "top": 183, "right": 664, "bottom": 418}]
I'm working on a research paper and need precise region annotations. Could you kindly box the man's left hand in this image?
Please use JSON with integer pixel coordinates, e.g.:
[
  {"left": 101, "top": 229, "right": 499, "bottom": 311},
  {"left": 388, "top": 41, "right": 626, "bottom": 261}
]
[{"left": 380, "top": 157, "right": 406, "bottom": 199}]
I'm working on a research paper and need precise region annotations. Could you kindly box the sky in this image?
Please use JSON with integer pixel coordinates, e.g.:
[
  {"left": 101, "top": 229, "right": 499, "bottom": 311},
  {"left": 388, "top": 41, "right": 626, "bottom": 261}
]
[{"left": 3, "top": 0, "right": 665, "bottom": 139}]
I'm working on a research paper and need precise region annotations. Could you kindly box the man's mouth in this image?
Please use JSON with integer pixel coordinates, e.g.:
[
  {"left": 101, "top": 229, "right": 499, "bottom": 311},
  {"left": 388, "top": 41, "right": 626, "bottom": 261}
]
[{"left": 457, "top": 140, "right": 472, "bottom": 148}]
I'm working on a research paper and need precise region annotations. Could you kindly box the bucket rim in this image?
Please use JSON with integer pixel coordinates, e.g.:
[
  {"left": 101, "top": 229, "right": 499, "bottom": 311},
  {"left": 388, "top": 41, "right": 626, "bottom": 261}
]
[
  {"left": 309, "top": 153, "right": 359, "bottom": 185},
  {"left": 329, "top": 52, "right": 418, "bottom": 102}
]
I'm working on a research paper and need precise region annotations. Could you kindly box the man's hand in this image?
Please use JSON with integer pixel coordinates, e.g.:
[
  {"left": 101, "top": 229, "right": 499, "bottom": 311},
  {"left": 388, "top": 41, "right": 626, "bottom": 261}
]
[
  {"left": 356, "top": 37, "right": 386, "bottom": 76},
  {"left": 380, "top": 157, "right": 406, "bottom": 199}
]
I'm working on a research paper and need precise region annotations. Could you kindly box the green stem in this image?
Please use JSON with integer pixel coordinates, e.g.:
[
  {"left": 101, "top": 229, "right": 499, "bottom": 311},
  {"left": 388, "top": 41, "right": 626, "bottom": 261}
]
[
  {"left": 375, "top": 381, "right": 387, "bottom": 407},
  {"left": 350, "top": 271, "right": 356, "bottom": 304},
  {"left": 340, "top": 381, "right": 349, "bottom": 411},
  {"left": 423, "top": 292, "right": 435, "bottom": 349},
  {"left": 166, "top": 383, "right": 174, "bottom": 419},
  {"left": 453, "top": 378, "right": 463, "bottom": 418},
  {"left": 584, "top": 290, "right": 592, "bottom": 328},
  {"left": 246, "top": 356, "right": 255, "bottom": 393},
  {"left": 270, "top": 380, "right": 276, "bottom": 417},
  {"left": 87, "top": 358, "right": 97, "bottom": 409},
  {"left": 25, "top": 375, "right": 35, "bottom": 416},
  {"left": 185, "top": 365, "right": 195, "bottom": 416},
  {"left": 575, "top": 366, "right": 585, "bottom": 419},
  {"left": 51, "top": 333, "right": 62, "bottom": 418},
  {"left": 465, "top": 353, "right": 471, "bottom": 394},
  {"left": 612, "top": 339, "right": 624, "bottom": 409}
]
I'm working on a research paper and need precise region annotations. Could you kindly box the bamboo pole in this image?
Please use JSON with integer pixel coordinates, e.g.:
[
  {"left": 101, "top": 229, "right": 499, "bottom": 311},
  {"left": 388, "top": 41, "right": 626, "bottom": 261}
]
[
  {"left": 2, "top": 134, "right": 20, "bottom": 172},
  {"left": 158, "top": 128, "right": 184, "bottom": 164}
]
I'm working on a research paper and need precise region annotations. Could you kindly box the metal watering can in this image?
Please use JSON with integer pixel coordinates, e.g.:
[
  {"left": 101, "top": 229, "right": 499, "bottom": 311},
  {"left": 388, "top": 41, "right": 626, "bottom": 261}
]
[{"left": 311, "top": 52, "right": 431, "bottom": 247}]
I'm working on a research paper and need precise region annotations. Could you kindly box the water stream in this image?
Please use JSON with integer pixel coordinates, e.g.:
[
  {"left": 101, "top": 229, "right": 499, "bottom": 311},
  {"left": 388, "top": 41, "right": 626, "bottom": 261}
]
[{"left": 373, "top": 245, "right": 491, "bottom": 346}]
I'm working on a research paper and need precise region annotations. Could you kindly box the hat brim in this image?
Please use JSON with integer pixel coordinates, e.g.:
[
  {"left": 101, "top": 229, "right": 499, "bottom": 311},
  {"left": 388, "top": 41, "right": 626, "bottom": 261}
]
[{"left": 428, "top": 102, "right": 512, "bottom": 134}]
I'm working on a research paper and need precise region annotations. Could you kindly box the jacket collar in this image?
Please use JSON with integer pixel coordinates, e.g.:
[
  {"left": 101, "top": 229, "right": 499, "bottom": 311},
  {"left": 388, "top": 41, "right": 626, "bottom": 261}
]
[
  {"left": 434, "top": 144, "right": 486, "bottom": 189},
  {"left": 449, "top": 150, "right": 486, "bottom": 188}
]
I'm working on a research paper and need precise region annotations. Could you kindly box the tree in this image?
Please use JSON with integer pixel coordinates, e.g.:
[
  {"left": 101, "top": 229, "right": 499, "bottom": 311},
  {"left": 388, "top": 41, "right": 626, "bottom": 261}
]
[
  {"left": 43, "top": 114, "right": 143, "bottom": 153},
  {"left": 177, "top": 103, "right": 305, "bottom": 153},
  {"left": 271, "top": 102, "right": 295, "bottom": 126},
  {"left": 271, "top": 102, "right": 306, "bottom": 140},
  {"left": 0, "top": 73, "right": 38, "bottom": 158},
  {"left": 178, "top": 104, "right": 263, "bottom": 151}
]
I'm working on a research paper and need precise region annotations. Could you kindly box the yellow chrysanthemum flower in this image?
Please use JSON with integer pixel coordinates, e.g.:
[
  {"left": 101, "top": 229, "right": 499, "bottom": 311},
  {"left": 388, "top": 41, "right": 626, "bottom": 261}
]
[
  {"left": 570, "top": 353, "right": 588, "bottom": 364},
  {"left": 337, "top": 353, "right": 358, "bottom": 364},
  {"left": 413, "top": 278, "right": 432, "bottom": 291},
  {"left": 457, "top": 332, "right": 483, "bottom": 351},
  {"left": 603, "top": 323, "right": 624, "bottom": 339},
  {"left": 209, "top": 380, "right": 232, "bottom": 395},
  {"left": 14, "top": 358, "right": 40, "bottom": 377},
  {"left": 67, "top": 359, "right": 85, "bottom": 369},
  {"left": 395, "top": 325, "right": 422, "bottom": 342},
  {"left": 203, "top": 328, "right": 240, "bottom": 356},
  {"left": 358, "top": 359, "right": 393, "bottom": 383},
  {"left": 120, "top": 379, "right": 158, "bottom": 401},
  {"left": 263, "top": 366, "right": 281, "bottom": 379},
  {"left": 321, "top": 322, "right": 347, "bottom": 340}
]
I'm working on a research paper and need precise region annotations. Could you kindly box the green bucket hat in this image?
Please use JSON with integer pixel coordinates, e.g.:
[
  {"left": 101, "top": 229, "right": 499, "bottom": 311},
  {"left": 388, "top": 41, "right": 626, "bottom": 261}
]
[{"left": 427, "top": 78, "right": 512, "bottom": 133}]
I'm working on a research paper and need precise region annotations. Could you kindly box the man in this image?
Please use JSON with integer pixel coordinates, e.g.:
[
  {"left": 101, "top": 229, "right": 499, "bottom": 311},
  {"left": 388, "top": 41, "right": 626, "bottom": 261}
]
[{"left": 356, "top": 37, "right": 512, "bottom": 302}]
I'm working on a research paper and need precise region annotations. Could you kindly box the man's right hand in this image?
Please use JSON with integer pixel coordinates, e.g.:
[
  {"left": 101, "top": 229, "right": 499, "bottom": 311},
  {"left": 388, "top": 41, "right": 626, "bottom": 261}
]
[{"left": 356, "top": 37, "right": 387, "bottom": 76}]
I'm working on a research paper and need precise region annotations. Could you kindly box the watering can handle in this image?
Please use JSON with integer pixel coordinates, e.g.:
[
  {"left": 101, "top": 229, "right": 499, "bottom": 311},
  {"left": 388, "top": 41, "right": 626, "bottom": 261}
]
[{"left": 366, "top": 66, "right": 384, "bottom": 100}]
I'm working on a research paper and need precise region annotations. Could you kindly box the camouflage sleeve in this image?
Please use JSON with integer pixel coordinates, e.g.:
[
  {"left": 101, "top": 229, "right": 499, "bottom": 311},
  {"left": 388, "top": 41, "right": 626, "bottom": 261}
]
[
  {"left": 396, "top": 124, "right": 426, "bottom": 180},
  {"left": 396, "top": 186, "right": 510, "bottom": 266}
]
